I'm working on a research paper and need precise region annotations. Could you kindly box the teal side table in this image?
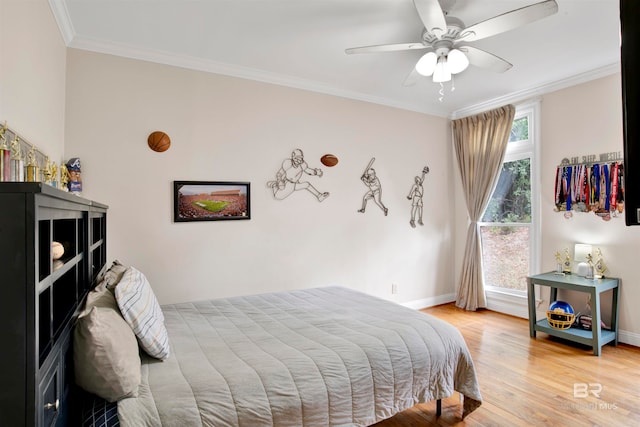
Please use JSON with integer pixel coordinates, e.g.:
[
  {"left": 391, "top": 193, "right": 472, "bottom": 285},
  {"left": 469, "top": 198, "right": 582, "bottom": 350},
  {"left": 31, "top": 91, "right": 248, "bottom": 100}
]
[{"left": 527, "top": 272, "right": 620, "bottom": 356}]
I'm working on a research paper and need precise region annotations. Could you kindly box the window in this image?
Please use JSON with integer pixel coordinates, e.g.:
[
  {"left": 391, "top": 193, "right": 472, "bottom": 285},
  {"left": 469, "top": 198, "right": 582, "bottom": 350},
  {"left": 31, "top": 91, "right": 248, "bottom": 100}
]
[{"left": 479, "top": 103, "right": 540, "bottom": 296}]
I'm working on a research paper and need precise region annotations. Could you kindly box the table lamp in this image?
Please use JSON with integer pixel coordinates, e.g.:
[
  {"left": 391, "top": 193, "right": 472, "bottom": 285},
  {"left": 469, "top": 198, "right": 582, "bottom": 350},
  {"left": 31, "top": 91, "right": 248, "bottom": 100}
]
[{"left": 574, "top": 243, "right": 592, "bottom": 276}]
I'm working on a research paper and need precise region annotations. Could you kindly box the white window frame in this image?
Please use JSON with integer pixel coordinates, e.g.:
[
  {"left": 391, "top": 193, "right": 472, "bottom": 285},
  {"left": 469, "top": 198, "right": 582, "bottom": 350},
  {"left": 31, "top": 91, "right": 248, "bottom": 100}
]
[{"left": 480, "top": 100, "right": 541, "bottom": 318}]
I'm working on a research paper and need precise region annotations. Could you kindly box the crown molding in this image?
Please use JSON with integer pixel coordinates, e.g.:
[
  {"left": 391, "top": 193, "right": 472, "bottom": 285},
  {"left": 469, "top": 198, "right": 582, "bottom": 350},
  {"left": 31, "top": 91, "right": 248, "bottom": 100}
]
[
  {"left": 450, "top": 62, "right": 621, "bottom": 119},
  {"left": 67, "top": 35, "right": 449, "bottom": 118},
  {"left": 48, "top": 0, "right": 75, "bottom": 45},
  {"left": 48, "top": 1, "right": 619, "bottom": 120}
]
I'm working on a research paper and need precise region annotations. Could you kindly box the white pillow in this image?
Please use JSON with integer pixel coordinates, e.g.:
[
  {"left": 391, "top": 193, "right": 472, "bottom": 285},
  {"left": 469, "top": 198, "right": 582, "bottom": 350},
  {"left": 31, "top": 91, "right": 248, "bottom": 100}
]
[{"left": 114, "top": 267, "right": 170, "bottom": 360}]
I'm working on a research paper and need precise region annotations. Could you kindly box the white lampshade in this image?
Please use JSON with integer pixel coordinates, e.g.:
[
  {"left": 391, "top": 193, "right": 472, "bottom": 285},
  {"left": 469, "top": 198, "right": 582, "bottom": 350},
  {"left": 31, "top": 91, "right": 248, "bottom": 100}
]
[
  {"left": 574, "top": 243, "right": 592, "bottom": 262},
  {"left": 448, "top": 49, "right": 469, "bottom": 74},
  {"left": 432, "top": 56, "right": 451, "bottom": 82},
  {"left": 415, "top": 52, "right": 437, "bottom": 76}
]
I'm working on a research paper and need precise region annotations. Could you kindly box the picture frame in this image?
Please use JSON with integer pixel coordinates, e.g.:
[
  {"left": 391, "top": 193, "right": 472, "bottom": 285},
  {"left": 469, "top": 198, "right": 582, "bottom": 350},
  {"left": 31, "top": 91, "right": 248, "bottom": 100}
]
[{"left": 174, "top": 181, "right": 251, "bottom": 222}]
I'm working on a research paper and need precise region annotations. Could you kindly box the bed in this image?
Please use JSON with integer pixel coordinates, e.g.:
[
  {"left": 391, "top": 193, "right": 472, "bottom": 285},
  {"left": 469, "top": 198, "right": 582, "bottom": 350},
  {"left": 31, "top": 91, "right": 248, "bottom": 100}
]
[{"left": 74, "top": 264, "right": 482, "bottom": 427}]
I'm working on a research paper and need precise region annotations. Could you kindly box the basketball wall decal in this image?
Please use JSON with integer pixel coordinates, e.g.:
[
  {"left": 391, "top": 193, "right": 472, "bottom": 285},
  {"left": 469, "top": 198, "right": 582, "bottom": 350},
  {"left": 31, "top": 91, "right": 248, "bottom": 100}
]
[
  {"left": 148, "top": 131, "right": 171, "bottom": 152},
  {"left": 320, "top": 154, "right": 339, "bottom": 167}
]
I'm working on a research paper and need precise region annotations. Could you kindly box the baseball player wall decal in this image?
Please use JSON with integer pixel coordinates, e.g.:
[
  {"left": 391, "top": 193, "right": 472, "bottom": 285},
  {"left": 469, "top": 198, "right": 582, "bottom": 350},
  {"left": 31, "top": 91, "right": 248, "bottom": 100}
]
[
  {"left": 357, "top": 157, "right": 388, "bottom": 216},
  {"left": 407, "top": 166, "right": 430, "bottom": 228},
  {"left": 267, "top": 148, "right": 329, "bottom": 202}
]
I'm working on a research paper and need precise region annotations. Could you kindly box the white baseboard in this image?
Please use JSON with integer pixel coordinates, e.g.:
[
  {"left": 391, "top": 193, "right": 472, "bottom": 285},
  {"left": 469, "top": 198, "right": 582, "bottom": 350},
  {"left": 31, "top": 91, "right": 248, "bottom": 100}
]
[
  {"left": 618, "top": 330, "right": 640, "bottom": 347},
  {"left": 401, "top": 293, "right": 456, "bottom": 310}
]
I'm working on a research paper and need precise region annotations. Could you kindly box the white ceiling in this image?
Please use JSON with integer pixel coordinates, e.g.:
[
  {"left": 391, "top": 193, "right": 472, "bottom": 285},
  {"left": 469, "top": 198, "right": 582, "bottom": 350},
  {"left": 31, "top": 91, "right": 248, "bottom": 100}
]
[{"left": 51, "top": 0, "right": 621, "bottom": 118}]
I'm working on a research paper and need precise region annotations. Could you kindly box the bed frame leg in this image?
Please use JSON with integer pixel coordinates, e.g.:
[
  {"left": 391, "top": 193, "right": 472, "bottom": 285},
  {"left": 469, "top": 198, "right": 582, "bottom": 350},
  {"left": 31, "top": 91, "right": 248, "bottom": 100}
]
[{"left": 436, "top": 399, "right": 442, "bottom": 417}]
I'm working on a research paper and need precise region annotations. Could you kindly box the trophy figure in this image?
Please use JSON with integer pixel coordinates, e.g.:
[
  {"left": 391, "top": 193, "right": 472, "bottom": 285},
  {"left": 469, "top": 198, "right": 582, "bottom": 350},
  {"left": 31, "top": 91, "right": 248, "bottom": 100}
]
[
  {"left": 554, "top": 251, "right": 563, "bottom": 274},
  {"left": 50, "top": 162, "right": 58, "bottom": 188},
  {"left": 60, "top": 164, "right": 69, "bottom": 191},
  {"left": 586, "top": 253, "right": 594, "bottom": 279},
  {"left": 0, "top": 124, "right": 10, "bottom": 181},
  {"left": 42, "top": 157, "right": 53, "bottom": 185},
  {"left": 10, "top": 136, "right": 24, "bottom": 182},
  {"left": 562, "top": 248, "right": 572, "bottom": 274},
  {"left": 593, "top": 248, "right": 607, "bottom": 279},
  {"left": 26, "top": 146, "right": 39, "bottom": 182}
]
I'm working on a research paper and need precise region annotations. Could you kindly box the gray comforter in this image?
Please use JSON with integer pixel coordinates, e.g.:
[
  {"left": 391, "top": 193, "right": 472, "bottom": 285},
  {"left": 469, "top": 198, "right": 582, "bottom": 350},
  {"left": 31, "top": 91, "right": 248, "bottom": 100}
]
[{"left": 118, "top": 287, "right": 481, "bottom": 426}]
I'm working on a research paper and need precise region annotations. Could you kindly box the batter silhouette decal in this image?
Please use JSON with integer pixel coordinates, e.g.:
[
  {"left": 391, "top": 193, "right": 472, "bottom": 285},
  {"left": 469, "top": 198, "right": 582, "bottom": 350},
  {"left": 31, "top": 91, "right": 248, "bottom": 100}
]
[{"left": 357, "top": 157, "right": 388, "bottom": 216}]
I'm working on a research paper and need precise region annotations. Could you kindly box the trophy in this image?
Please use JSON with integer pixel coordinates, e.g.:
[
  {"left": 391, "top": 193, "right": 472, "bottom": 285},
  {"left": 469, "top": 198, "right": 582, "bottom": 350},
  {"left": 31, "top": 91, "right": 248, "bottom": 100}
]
[
  {"left": 554, "top": 251, "right": 563, "bottom": 274},
  {"left": 0, "top": 124, "right": 9, "bottom": 182},
  {"left": 42, "top": 157, "right": 53, "bottom": 185},
  {"left": 26, "top": 146, "right": 39, "bottom": 182},
  {"left": 10, "top": 136, "right": 24, "bottom": 182},
  {"left": 593, "top": 248, "right": 608, "bottom": 279},
  {"left": 562, "top": 248, "right": 572, "bottom": 274}
]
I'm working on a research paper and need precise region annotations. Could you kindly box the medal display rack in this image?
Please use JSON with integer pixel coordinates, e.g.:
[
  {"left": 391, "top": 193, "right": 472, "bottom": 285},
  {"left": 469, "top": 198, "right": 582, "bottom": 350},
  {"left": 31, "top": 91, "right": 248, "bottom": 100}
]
[{"left": 554, "top": 152, "right": 624, "bottom": 221}]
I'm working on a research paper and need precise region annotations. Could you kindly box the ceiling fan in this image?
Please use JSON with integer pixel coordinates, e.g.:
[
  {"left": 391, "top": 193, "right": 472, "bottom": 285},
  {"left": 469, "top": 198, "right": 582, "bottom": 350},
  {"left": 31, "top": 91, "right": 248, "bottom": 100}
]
[{"left": 345, "top": 0, "right": 559, "bottom": 87}]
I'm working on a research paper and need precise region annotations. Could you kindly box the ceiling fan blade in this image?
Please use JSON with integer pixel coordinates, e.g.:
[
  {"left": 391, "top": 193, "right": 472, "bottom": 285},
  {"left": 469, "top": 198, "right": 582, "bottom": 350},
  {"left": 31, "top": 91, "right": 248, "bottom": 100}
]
[
  {"left": 345, "top": 42, "right": 427, "bottom": 55},
  {"left": 413, "top": 0, "right": 447, "bottom": 35},
  {"left": 403, "top": 67, "right": 421, "bottom": 87},
  {"left": 460, "top": 0, "right": 558, "bottom": 42},
  {"left": 459, "top": 46, "right": 512, "bottom": 73}
]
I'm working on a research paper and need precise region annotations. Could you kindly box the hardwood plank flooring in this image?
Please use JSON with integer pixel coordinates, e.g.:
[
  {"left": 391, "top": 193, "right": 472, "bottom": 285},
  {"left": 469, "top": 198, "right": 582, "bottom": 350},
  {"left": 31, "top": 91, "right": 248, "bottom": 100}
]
[{"left": 373, "top": 303, "right": 640, "bottom": 427}]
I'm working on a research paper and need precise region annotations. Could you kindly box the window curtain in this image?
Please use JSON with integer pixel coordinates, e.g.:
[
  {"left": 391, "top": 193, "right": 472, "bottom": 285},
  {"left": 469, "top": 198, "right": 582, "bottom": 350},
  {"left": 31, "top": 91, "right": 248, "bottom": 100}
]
[{"left": 453, "top": 104, "right": 515, "bottom": 311}]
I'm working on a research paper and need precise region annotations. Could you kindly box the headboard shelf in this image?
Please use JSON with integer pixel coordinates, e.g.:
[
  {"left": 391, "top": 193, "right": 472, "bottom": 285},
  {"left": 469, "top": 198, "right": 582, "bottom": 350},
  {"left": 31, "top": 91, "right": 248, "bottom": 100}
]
[{"left": 0, "top": 182, "right": 108, "bottom": 426}]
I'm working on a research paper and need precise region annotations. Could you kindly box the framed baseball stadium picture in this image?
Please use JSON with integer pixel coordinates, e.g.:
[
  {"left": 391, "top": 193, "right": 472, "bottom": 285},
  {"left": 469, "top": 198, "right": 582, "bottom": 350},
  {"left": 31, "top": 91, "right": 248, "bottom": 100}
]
[{"left": 173, "top": 181, "right": 251, "bottom": 222}]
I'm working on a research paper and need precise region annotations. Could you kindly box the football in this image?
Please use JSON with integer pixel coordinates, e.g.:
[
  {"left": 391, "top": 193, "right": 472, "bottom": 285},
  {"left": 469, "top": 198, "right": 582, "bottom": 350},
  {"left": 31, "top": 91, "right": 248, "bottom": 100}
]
[{"left": 320, "top": 154, "right": 339, "bottom": 167}]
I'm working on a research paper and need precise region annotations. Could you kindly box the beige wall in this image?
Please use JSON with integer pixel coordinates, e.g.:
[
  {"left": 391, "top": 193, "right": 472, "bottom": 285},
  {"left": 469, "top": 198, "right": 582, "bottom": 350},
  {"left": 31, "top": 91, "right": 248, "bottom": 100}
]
[
  {"left": 0, "top": 0, "right": 67, "bottom": 161},
  {"left": 6, "top": 1, "right": 638, "bottom": 344},
  {"left": 64, "top": 49, "right": 455, "bottom": 306},
  {"left": 540, "top": 74, "right": 640, "bottom": 343},
  {"left": 453, "top": 74, "right": 640, "bottom": 344}
]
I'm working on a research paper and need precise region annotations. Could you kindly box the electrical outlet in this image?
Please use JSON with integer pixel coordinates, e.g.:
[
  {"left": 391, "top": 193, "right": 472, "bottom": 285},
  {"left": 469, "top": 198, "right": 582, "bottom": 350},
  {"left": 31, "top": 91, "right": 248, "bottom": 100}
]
[{"left": 391, "top": 283, "right": 398, "bottom": 294}]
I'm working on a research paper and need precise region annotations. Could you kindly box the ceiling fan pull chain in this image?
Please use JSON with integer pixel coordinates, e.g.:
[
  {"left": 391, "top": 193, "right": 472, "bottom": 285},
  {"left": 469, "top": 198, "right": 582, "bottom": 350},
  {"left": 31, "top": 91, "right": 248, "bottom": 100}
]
[
  {"left": 451, "top": 74, "right": 456, "bottom": 92},
  {"left": 438, "top": 82, "right": 445, "bottom": 102}
]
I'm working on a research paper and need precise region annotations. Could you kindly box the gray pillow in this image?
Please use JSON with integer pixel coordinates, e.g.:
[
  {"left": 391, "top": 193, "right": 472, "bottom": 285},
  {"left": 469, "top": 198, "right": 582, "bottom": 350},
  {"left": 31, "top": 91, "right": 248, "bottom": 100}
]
[
  {"left": 74, "top": 283, "right": 141, "bottom": 402},
  {"left": 97, "top": 260, "right": 128, "bottom": 290}
]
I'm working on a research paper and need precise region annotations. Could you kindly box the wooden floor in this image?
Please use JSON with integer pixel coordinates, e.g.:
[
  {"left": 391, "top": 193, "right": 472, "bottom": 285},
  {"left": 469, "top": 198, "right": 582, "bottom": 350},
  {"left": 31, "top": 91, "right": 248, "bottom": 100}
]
[{"left": 373, "top": 303, "right": 640, "bottom": 427}]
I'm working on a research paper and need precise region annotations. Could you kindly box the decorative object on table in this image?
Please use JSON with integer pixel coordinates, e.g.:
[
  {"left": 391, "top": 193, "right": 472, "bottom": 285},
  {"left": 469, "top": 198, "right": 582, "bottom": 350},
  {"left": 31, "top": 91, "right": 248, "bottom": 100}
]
[
  {"left": 42, "top": 157, "right": 53, "bottom": 185},
  {"left": 0, "top": 123, "right": 10, "bottom": 182},
  {"left": 585, "top": 253, "right": 594, "bottom": 279},
  {"left": 10, "top": 135, "right": 24, "bottom": 182},
  {"left": 26, "top": 145, "right": 40, "bottom": 182},
  {"left": 174, "top": 181, "right": 250, "bottom": 222},
  {"left": 147, "top": 131, "right": 171, "bottom": 153},
  {"left": 66, "top": 157, "right": 82, "bottom": 194},
  {"left": 50, "top": 162, "right": 58, "bottom": 188},
  {"left": 407, "top": 166, "right": 429, "bottom": 228},
  {"left": 358, "top": 157, "right": 388, "bottom": 216},
  {"left": 60, "top": 163, "right": 69, "bottom": 191},
  {"left": 554, "top": 251, "right": 563, "bottom": 274},
  {"left": 562, "top": 248, "right": 572, "bottom": 274},
  {"left": 574, "top": 243, "right": 593, "bottom": 276},
  {"left": 593, "top": 248, "right": 607, "bottom": 279},
  {"left": 320, "top": 154, "right": 339, "bottom": 167},
  {"left": 546, "top": 300, "right": 575, "bottom": 330},
  {"left": 267, "top": 148, "right": 329, "bottom": 202}
]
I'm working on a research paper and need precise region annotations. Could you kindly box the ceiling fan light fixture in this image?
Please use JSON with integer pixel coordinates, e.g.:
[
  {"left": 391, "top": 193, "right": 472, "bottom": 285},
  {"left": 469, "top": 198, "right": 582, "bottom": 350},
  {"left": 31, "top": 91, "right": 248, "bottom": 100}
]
[
  {"left": 432, "top": 55, "right": 451, "bottom": 83},
  {"left": 415, "top": 52, "right": 437, "bottom": 76},
  {"left": 448, "top": 49, "right": 469, "bottom": 74}
]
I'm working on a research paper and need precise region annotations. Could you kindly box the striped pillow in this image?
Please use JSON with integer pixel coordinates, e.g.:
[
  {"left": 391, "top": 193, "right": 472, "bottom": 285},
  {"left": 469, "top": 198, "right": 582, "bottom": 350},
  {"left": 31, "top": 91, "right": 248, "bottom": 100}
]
[{"left": 114, "top": 267, "right": 170, "bottom": 360}]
